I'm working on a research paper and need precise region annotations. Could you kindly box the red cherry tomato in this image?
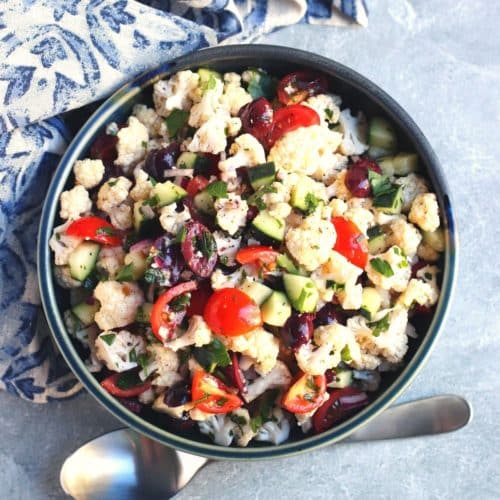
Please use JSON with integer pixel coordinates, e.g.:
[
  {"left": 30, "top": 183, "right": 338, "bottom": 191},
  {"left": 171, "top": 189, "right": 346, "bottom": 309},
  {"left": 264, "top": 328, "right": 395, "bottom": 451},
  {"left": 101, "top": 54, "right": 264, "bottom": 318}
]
[
  {"left": 203, "top": 288, "right": 262, "bottom": 337},
  {"left": 277, "top": 71, "right": 329, "bottom": 105},
  {"left": 268, "top": 105, "right": 320, "bottom": 147},
  {"left": 331, "top": 217, "right": 369, "bottom": 269},
  {"left": 66, "top": 216, "right": 122, "bottom": 246},
  {"left": 235, "top": 245, "right": 279, "bottom": 269},
  {"left": 313, "top": 387, "right": 369, "bottom": 434},
  {"left": 101, "top": 372, "right": 151, "bottom": 398},
  {"left": 191, "top": 370, "right": 243, "bottom": 414},
  {"left": 186, "top": 280, "right": 212, "bottom": 317},
  {"left": 150, "top": 280, "right": 198, "bottom": 342},
  {"left": 281, "top": 372, "right": 327, "bottom": 414},
  {"left": 186, "top": 175, "right": 210, "bottom": 197}
]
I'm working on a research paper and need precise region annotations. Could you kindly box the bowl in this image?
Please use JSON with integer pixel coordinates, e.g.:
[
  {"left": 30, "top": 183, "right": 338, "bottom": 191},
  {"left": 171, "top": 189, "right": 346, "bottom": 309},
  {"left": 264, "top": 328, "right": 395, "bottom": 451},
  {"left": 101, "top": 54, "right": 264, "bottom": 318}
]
[{"left": 38, "top": 44, "right": 458, "bottom": 460}]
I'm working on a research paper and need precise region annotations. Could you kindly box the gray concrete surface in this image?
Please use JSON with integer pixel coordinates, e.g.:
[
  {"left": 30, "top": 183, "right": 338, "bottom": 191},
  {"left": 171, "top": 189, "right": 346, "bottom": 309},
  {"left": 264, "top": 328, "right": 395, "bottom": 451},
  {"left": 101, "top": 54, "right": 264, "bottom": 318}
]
[{"left": 1, "top": 0, "right": 499, "bottom": 498}]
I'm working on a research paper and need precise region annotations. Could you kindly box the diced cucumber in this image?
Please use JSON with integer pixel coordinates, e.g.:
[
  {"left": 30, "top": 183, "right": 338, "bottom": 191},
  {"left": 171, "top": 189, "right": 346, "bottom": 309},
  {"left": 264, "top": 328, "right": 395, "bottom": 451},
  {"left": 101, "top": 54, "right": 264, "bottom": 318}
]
[
  {"left": 261, "top": 291, "right": 292, "bottom": 327},
  {"left": 176, "top": 152, "right": 198, "bottom": 169},
  {"left": 367, "top": 225, "right": 388, "bottom": 254},
  {"left": 136, "top": 303, "right": 154, "bottom": 323},
  {"left": 368, "top": 146, "right": 393, "bottom": 159},
  {"left": 133, "top": 200, "right": 156, "bottom": 232},
  {"left": 283, "top": 273, "right": 319, "bottom": 313},
  {"left": 239, "top": 279, "right": 273, "bottom": 305},
  {"left": 276, "top": 254, "right": 300, "bottom": 274},
  {"left": 251, "top": 211, "right": 286, "bottom": 241},
  {"left": 72, "top": 301, "right": 99, "bottom": 327},
  {"left": 327, "top": 368, "right": 353, "bottom": 389},
  {"left": 124, "top": 251, "right": 149, "bottom": 280},
  {"left": 247, "top": 162, "right": 276, "bottom": 190},
  {"left": 360, "top": 287, "right": 381, "bottom": 320},
  {"left": 198, "top": 68, "right": 222, "bottom": 93},
  {"left": 368, "top": 117, "right": 398, "bottom": 153},
  {"left": 290, "top": 176, "right": 320, "bottom": 212},
  {"left": 378, "top": 153, "right": 419, "bottom": 176},
  {"left": 422, "top": 228, "right": 445, "bottom": 252},
  {"left": 153, "top": 181, "right": 187, "bottom": 207},
  {"left": 193, "top": 190, "right": 215, "bottom": 215},
  {"left": 68, "top": 242, "right": 100, "bottom": 281},
  {"left": 244, "top": 68, "right": 277, "bottom": 100},
  {"left": 377, "top": 156, "right": 396, "bottom": 176},
  {"left": 373, "top": 184, "right": 403, "bottom": 214}
]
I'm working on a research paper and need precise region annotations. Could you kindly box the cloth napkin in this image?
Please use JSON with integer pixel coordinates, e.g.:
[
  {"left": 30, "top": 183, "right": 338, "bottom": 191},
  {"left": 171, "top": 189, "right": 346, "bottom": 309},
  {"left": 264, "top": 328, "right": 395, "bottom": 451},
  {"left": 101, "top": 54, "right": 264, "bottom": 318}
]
[{"left": 0, "top": 0, "right": 368, "bottom": 403}]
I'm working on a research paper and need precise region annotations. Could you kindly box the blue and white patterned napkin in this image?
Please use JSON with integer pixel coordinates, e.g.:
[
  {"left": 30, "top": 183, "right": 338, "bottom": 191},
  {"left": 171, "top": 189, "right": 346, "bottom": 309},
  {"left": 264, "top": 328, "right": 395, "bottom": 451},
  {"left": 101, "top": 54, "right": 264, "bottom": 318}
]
[{"left": 0, "top": 0, "right": 368, "bottom": 402}]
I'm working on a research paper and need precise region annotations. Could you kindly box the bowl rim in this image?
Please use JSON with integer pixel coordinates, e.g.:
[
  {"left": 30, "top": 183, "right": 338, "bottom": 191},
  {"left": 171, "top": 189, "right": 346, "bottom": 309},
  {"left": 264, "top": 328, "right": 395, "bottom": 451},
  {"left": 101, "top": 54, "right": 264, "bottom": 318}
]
[{"left": 38, "top": 44, "right": 458, "bottom": 460}]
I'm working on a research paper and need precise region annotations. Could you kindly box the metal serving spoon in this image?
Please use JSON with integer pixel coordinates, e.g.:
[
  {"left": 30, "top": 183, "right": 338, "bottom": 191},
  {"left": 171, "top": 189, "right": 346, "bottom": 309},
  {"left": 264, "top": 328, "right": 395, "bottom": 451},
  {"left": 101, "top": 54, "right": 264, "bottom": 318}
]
[{"left": 60, "top": 394, "right": 471, "bottom": 500}]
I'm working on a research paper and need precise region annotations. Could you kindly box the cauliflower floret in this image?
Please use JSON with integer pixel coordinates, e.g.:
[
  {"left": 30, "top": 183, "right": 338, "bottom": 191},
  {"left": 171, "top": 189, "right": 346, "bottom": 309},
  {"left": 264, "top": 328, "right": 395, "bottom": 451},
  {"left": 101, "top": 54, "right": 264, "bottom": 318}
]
[
  {"left": 230, "top": 408, "right": 255, "bottom": 447},
  {"left": 132, "top": 104, "right": 167, "bottom": 137},
  {"left": 94, "top": 281, "right": 144, "bottom": 330},
  {"left": 97, "top": 176, "right": 132, "bottom": 213},
  {"left": 261, "top": 181, "right": 292, "bottom": 219},
  {"left": 139, "top": 344, "right": 181, "bottom": 387},
  {"left": 303, "top": 93, "right": 341, "bottom": 126},
  {"left": 409, "top": 193, "right": 440, "bottom": 232},
  {"left": 220, "top": 72, "right": 252, "bottom": 116},
  {"left": 96, "top": 246, "right": 125, "bottom": 279},
  {"left": 188, "top": 78, "right": 225, "bottom": 128},
  {"left": 159, "top": 203, "right": 191, "bottom": 234},
  {"left": 366, "top": 246, "right": 411, "bottom": 292},
  {"left": 218, "top": 134, "right": 266, "bottom": 186},
  {"left": 329, "top": 198, "right": 348, "bottom": 217},
  {"left": 221, "top": 328, "right": 279, "bottom": 375},
  {"left": 344, "top": 204, "right": 375, "bottom": 235},
  {"left": 349, "top": 308, "right": 409, "bottom": 367},
  {"left": 138, "top": 388, "right": 155, "bottom": 405},
  {"left": 328, "top": 169, "right": 352, "bottom": 200},
  {"left": 417, "top": 241, "right": 440, "bottom": 262},
  {"left": 164, "top": 315, "right": 212, "bottom": 351},
  {"left": 280, "top": 172, "right": 328, "bottom": 203},
  {"left": 59, "top": 185, "right": 92, "bottom": 220},
  {"left": 130, "top": 167, "right": 153, "bottom": 202},
  {"left": 285, "top": 206, "right": 337, "bottom": 271},
  {"left": 115, "top": 116, "right": 149, "bottom": 172},
  {"left": 244, "top": 361, "right": 292, "bottom": 403},
  {"left": 338, "top": 109, "right": 369, "bottom": 156},
  {"left": 94, "top": 329, "right": 146, "bottom": 372},
  {"left": 213, "top": 231, "right": 241, "bottom": 266},
  {"left": 254, "top": 407, "right": 291, "bottom": 445},
  {"left": 268, "top": 125, "right": 343, "bottom": 181},
  {"left": 110, "top": 204, "right": 133, "bottom": 231},
  {"left": 198, "top": 414, "right": 238, "bottom": 447},
  {"left": 394, "top": 173, "right": 428, "bottom": 212},
  {"left": 214, "top": 193, "right": 248, "bottom": 236},
  {"left": 387, "top": 218, "right": 422, "bottom": 257},
  {"left": 210, "top": 268, "right": 245, "bottom": 290},
  {"left": 296, "top": 323, "right": 361, "bottom": 375},
  {"left": 397, "top": 278, "right": 438, "bottom": 309},
  {"left": 337, "top": 280, "right": 363, "bottom": 310},
  {"left": 49, "top": 221, "right": 83, "bottom": 265},
  {"left": 153, "top": 70, "right": 200, "bottom": 117},
  {"left": 316, "top": 249, "right": 364, "bottom": 284},
  {"left": 187, "top": 113, "right": 240, "bottom": 154},
  {"left": 54, "top": 266, "right": 82, "bottom": 289},
  {"left": 73, "top": 158, "right": 105, "bottom": 189}
]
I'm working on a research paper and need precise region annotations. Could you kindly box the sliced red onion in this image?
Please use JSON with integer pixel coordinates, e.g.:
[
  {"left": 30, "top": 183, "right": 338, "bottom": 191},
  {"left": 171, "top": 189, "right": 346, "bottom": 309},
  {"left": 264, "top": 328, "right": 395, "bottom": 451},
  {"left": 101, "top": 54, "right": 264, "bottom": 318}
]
[
  {"left": 338, "top": 391, "right": 369, "bottom": 410},
  {"left": 163, "top": 169, "right": 194, "bottom": 177}
]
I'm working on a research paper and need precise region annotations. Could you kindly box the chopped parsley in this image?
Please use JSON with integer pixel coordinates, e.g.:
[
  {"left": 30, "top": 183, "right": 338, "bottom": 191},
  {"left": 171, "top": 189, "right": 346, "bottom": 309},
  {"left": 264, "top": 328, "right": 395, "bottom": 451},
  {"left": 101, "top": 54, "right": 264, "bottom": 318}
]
[
  {"left": 370, "top": 258, "right": 394, "bottom": 277},
  {"left": 144, "top": 268, "right": 165, "bottom": 284},
  {"left": 129, "top": 347, "right": 137, "bottom": 363},
  {"left": 247, "top": 184, "right": 277, "bottom": 210},
  {"left": 137, "top": 353, "right": 150, "bottom": 375},
  {"left": 245, "top": 68, "right": 277, "bottom": 100},
  {"left": 141, "top": 140, "right": 148, "bottom": 149},
  {"left": 341, "top": 345, "right": 352, "bottom": 362},
  {"left": 204, "top": 180, "right": 228, "bottom": 199},
  {"left": 143, "top": 195, "right": 159, "bottom": 206},
  {"left": 193, "top": 339, "right": 231, "bottom": 373},
  {"left": 325, "top": 108, "right": 334, "bottom": 121},
  {"left": 95, "top": 226, "right": 115, "bottom": 236},
  {"left": 370, "top": 313, "right": 391, "bottom": 337},
  {"left": 165, "top": 109, "right": 189, "bottom": 138},
  {"left": 100, "top": 333, "right": 116, "bottom": 346},
  {"left": 250, "top": 415, "right": 263, "bottom": 432},
  {"left": 424, "top": 272, "right": 433, "bottom": 281},
  {"left": 173, "top": 226, "right": 187, "bottom": 244},
  {"left": 116, "top": 371, "right": 142, "bottom": 390},
  {"left": 194, "top": 231, "right": 216, "bottom": 260},
  {"left": 219, "top": 255, "right": 229, "bottom": 266},
  {"left": 115, "top": 263, "right": 135, "bottom": 282},
  {"left": 148, "top": 176, "right": 157, "bottom": 186},
  {"left": 169, "top": 293, "right": 191, "bottom": 312},
  {"left": 107, "top": 179, "right": 118, "bottom": 187},
  {"left": 326, "top": 280, "right": 345, "bottom": 292},
  {"left": 230, "top": 414, "right": 248, "bottom": 426},
  {"left": 304, "top": 192, "right": 320, "bottom": 215}
]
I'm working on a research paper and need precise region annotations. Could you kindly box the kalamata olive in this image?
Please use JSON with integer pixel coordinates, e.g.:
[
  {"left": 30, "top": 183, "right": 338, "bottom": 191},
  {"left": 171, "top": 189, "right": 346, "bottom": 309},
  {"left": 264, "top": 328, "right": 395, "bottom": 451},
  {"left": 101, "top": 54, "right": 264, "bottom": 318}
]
[
  {"left": 276, "top": 71, "right": 329, "bottom": 105},
  {"left": 164, "top": 380, "right": 192, "bottom": 407},
  {"left": 325, "top": 369, "right": 336, "bottom": 384},
  {"left": 345, "top": 158, "right": 382, "bottom": 198},
  {"left": 90, "top": 133, "right": 118, "bottom": 165},
  {"left": 239, "top": 97, "right": 274, "bottom": 147},
  {"left": 314, "top": 303, "right": 346, "bottom": 327},
  {"left": 181, "top": 221, "right": 218, "bottom": 278},
  {"left": 143, "top": 143, "right": 180, "bottom": 181},
  {"left": 281, "top": 313, "right": 315, "bottom": 351}
]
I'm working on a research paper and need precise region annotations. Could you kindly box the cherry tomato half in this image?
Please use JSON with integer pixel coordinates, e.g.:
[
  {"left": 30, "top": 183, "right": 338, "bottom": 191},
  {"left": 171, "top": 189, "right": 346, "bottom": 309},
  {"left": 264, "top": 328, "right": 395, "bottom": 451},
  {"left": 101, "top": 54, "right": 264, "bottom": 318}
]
[
  {"left": 331, "top": 217, "right": 369, "bottom": 269},
  {"left": 268, "top": 105, "right": 320, "bottom": 147},
  {"left": 186, "top": 280, "right": 212, "bottom": 317},
  {"left": 312, "top": 387, "right": 369, "bottom": 434},
  {"left": 191, "top": 370, "right": 242, "bottom": 414},
  {"left": 281, "top": 372, "right": 327, "bottom": 414},
  {"left": 101, "top": 372, "right": 151, "bottom": 398},
  {"left": 186, "top": 175, "right": 210, "bottom": 197},
  {"left": 277, "top": 71, "right": 329, "bottom": 105},
  {"left": 66, "top": 216, "right": 122, "bottom": 246},
  {"left": 235, "top": 245, "right": 279, "bottom": 269},
  {"left": 203, "top": 288, "right": 262, "bottom": 337},
  {"left": 150, "top": 280, "right": 198, "bottom": 342}
]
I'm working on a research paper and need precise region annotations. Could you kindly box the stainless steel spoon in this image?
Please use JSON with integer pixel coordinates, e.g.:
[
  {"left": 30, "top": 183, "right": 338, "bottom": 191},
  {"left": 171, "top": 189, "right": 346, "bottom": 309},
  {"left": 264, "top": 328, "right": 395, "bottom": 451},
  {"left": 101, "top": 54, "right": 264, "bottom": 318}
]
[{"left": 60, "top": 394, "right": 471, "bottom": 500}]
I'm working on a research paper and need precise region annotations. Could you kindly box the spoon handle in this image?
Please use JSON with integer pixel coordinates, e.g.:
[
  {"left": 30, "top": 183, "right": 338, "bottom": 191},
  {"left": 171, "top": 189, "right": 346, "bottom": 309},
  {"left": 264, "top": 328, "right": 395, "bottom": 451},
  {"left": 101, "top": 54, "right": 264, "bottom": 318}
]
[{"left": 343, "top": 394, "right": 472, "bottom": 443}]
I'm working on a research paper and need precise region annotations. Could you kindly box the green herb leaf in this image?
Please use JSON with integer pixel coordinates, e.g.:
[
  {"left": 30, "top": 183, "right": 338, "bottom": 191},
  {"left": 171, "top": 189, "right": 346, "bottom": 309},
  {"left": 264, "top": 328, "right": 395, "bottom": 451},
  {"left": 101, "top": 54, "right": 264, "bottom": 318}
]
[
  {"left": 116, "top": 371, "right": 142, "bottom": 390},
  {"left": 129, "top": 347, "right": 137, "bottom": 363},
  {"left": 100, "top": 333, "right": 116, "bottom": 346},
  {"left": 169, "top": 293, "right": 191, "bottom": 312},
  {"left": 246, "top": 68, "right": 278, "bottom": 100},
  {"left": 193, "top": 338, "right": 231, "bottom": 373},
  {"left": 137, "top": 353, "right": 150, "bottom": 375},
  {"left": 341, "top": 345, "right": 352, "bottom": 362},
  {"left": 367, "top": 225, "right": 384, "bottom": 240},
  {"left": 143, "top": 195, "right": 159, "bottom": 207},
  {"left": 369, "top": 313, "right": 391, "bottom": 337},
  {"left": 165, "top": 109, "right": 189, "bottom": 138},
  {"left": 173, "top": 226, "right": 187, "bottom": 244},
  {"left": 325, "top": 108, "right": 334, "bottom": 121},
  {"left": 204, "top": 180, "right": 228, "bottom": 199},
  {"left": 148, "top": 176, "right": 157, "bottom": 186},
  {"left": 304, "top": 192, "right": 320, "bottom": 215},
  {"left": 195, "top": 232, "right": 216, "bottom": 260},
  {"left": 141, "top": 140, "right": 148, "bottom": 149},
  {"left": 230, "top": 414, "right": 247, "bottom": 426},
  {"left": 250, "top": 415, "right": 263, "bottom": 433},
  {"left": 247, "top": 184, "right": 277, "bottom": 210},
  {"left": 144, "top": 268, "right": 164, "bottom": 284},
  {"left": 107, "top": 179, "right": 118, "bottom": 187},
  {"left": 370, "top": 258, "right": 394, "bottom": 277},
  {"left": 96, "top": 226, "right": 115, "bottom": 236},
  {"left": 115, "top": 263, "right": 135, "bottom": 282},
  {"left": 326, "top": 280, "right": 345, "bottom": 292},
  {"left": 368, "top": 170, "right": 392, "bottom": 197},
  {"left": 424, "top": 272, "right": 433, "bottom": 281}
]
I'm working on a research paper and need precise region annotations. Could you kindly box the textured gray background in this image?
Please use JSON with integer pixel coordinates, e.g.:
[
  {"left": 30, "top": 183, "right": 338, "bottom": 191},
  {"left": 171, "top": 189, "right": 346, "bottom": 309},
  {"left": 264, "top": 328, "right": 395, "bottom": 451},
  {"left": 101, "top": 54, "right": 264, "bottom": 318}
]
[{"left": 1, "top": 0, "right": 499, "bottom": 498}]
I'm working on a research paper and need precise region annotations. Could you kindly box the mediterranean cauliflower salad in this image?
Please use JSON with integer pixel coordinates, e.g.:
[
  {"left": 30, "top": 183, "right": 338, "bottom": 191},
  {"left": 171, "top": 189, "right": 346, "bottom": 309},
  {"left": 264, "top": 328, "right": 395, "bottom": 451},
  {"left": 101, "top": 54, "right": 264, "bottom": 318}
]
[{"left": 50, "top": 68, "right": 445, "bottom": 447}]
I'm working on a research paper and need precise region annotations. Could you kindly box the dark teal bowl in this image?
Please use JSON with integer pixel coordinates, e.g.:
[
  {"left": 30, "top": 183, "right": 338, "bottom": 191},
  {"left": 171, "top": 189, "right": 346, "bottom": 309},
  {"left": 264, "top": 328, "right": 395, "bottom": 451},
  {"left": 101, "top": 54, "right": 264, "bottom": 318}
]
[{"left": 38, "top": 45, "right": 458, "bottom": 460}]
